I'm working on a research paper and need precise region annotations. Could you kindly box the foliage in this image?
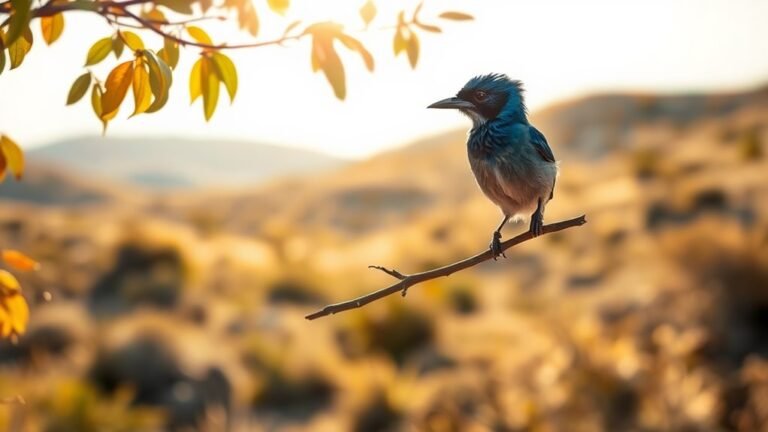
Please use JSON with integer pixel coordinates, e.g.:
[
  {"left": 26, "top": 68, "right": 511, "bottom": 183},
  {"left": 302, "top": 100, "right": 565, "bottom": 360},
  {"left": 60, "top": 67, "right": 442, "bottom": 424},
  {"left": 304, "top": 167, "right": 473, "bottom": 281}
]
[
  {"left": 0, "top": 0, "right": 473, "bottom": 130},
  {"left": 0, "top": 249, "right": 38, "bottom": 340}
]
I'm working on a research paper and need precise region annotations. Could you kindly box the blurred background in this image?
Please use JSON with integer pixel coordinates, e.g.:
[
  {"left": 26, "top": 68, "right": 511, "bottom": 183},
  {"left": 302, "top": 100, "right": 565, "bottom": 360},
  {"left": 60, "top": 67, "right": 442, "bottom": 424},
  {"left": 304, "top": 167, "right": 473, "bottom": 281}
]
[{"left": 2, "top": 0, "right": 768, "bottom": 431}]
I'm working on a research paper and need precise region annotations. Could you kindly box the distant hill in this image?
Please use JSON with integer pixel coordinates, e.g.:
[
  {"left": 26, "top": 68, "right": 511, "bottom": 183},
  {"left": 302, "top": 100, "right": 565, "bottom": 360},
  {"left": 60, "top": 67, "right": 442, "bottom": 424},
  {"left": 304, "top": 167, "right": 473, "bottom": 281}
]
[{"left": 29, "top": 136, "right": 346, "bottom": 189}]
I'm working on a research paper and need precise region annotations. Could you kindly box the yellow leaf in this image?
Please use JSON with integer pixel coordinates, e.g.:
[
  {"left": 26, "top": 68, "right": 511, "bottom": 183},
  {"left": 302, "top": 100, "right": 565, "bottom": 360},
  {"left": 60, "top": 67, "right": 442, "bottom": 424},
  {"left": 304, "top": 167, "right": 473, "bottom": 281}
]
[
  {"left": 0, "top": 270, "right": 20, "bottom": 293},
  {"left": 66, "top": 72, "right": 91, "bottom": 105},
  {"left": 211, "top": 52, "right": 237, "bottom": 103},
  {"left": 0, "top": 293, "right": 29, "bottom": 337},
  {"left": 7, "top": 27, "right": 32, "bottom": 70},
  {"left": 393, "top": 27, "right": 407, "bottom": 56},
  {"left": 40, "top": 13, "right": 64, "bottom": 45},
  {"left": 158, "top": 37, "right": 179, "bottom": 69},
  {"left": 85, "top": 37, "right": 112, "bottom": 66},
  {"left": 201, "top": 57, "right": 220, "bottom": 121},
  {"left": 187, "top": 26, "right": 212, "bottom": 45},
  {"left": 359, "top": 0, "right": 376, "bottom": 26},
  {"left": 0, "top": 150, "right": 6, "bottom": 181},
  {"left": 0, "top": 33, "right": 6, "bottom": 76},
  {"left": 101, "top": 61, "right": 134, "bottom": 119},
  {"left": 0, "top": 135, "right": 24, "bottom": 180},
  {"left": 143, "top": 49, "right": 173, "bottom": 113},
  {"left": 189, "top": 57, "right": 203, "bottom": 103},
  {"left": 438, "top": 11, "right": 473, "bottom": 21},
  {"left": 238, "top": 3, "right": 259, "bottom": 36},
  {"left": 338, "top": 34, "right": 374, "bottom": 72},
  {"left": 406, "top": 31, "right": 419, "bottom": 69},
  {"left": 319, "top": 41, "right": 345, "bottom": 100},
  {"left": 121, "top": 31, "right": 144, "bottom": 51},
  {"left": 91, "top": 84, "right": 113, "bottom": 133},
  {"left": 2, "top": 250, "right": 39, "bottom": 272},
  {"left": 131, "top": 63, "right": 152, "bottom": 116},
  {"left": 267, "top": 0, "right": 289, "bottom": 15}
]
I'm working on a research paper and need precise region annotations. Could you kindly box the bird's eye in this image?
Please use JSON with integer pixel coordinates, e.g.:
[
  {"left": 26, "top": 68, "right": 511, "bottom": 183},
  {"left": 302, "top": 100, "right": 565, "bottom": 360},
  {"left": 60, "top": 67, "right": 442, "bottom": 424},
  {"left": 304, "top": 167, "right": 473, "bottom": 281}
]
[{"left": 474, "top": 91, "right": 488, "bottom": 101}]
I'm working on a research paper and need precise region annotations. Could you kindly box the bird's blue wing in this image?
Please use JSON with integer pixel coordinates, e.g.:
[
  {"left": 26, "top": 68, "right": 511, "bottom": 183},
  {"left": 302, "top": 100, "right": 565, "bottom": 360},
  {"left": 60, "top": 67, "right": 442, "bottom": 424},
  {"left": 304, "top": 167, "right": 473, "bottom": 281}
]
[{"left": 529, "top": 126, "right": 555, "bottom": 163}]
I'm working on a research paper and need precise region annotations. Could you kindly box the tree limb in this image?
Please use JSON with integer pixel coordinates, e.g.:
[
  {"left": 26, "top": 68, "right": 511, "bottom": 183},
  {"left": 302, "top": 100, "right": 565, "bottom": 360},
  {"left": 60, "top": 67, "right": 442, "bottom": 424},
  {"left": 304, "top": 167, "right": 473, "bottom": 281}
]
[{"left": 306, "top": 215, "right": 587, "bottom": 320}]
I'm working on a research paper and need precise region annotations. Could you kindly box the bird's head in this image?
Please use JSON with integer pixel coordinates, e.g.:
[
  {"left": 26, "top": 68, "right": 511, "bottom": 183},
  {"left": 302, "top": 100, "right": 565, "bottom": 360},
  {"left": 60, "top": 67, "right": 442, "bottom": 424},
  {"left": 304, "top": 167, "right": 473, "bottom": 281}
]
[{"left": 427, "top": 73, "right": 527, "bottom": 127}]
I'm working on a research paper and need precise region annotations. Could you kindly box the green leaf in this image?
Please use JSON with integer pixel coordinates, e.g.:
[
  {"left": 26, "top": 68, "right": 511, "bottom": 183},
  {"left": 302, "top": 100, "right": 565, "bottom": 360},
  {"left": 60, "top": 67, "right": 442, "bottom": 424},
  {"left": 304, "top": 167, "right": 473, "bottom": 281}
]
[
  {"left": 157, "top": 0, "right": 193, "bottom": 14},
  {"left": 406, "top": 31, "right": 419, "bottom": 69},
  {"left": 85, "top": 37, "right": 112, "bottom": 66},
  {"left": 143, "top": 49, "right": 173, "bottom": 113},
  {"left": 187, "top": 26, "right": 212, "bottom": 45},
  {"left": 6, "top": 0, "right": 31, "bottom": 46},
  {"left": 66, "top": 72, "right": 91, "bottom": 105},
  {"left": 439, "top": 11, "right": 473, "bottom": 21},
  {"left": 0, "top": 34, "right": 6, "bottom": 76},
  {"left": 267, "top": 0, "right": 289, "bottom": 15},
  {"left": 189, "top": 57, "right": 203, "bottom": 103},
  {"left": 211, "top": 52, "right": 237, "bottom": 103},
  {"left": 112, "top": 35, "right": 124, "bottom": 58},
  {"left": 359, "top": 0, "right": 376, "bottom": 26},
  {"left": 121, "top": 31, "right": 144, "bottom": 51},
  {"left": 101, "top": 61, "right": 134, "bottom": 119},
  {"left": 7, "top": 28, "right": 32, "bottom": 70},
  {"left": 41, "top": 13, "right": 65, "bottom": 45},
  {"left": 200, "top": 57, "right": 220, "bottom": 121}
]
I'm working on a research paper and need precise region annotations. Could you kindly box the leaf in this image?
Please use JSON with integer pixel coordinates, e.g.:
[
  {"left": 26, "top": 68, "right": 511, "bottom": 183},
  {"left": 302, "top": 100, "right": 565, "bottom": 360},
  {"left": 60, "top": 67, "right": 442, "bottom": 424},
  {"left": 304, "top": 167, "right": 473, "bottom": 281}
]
[
  {"left": 211, "top": 52, "right": 237, "bottom": 103},
  {"left": 121, "top": 31, "right": 144, "bottom": 51},
  {"left": 360, "top": 0, "right": 376, "bottom": 26},
  {"left": 85, "top": 37, "right": 112, "bottom": 66},
  {"left": 0, "top": 135, "right": 24, "bottom": 180},
  {"left": 319, "top": 40, "right": 345, "bottom": 100},
  {"left": 40, "top": 13, "right": 65, "bottom": 45},
  {"left": 158, "top": 37, "right": 179, "bottom": 69},
  {"left": 338, "top": 34, "right": 374, "bottom": 72},
  {"left": 143, "top": 49, "right": 173, "bottom": 113},
  {"left": 101, "top": 61, "right": 134, "bottom": 119},
  {"left": 112, "top": 35, "right": 124, "bottom": 58},
  {"left": 0, "top": 270, "right": 20, "bottom": 293},
  {"left": 439, "top": 11, "right": 473, "bottom": 21},
  {"left": 267, "top": 0, "right": 289, "bottom": 15},
  {"left": 7, "top": 28, "right": 32, "bottom": 70},
  {"left": 2, "top": 250, "right": 39, "bottom": 272},
  {"left": 393, "top": 27, "right": 407, "bottom": 55},
  {"left": 0, "top": 292, "right": 29, "bottom": 338},
  {"left": 415, "top": 22, "right": 441, "bottom": 33},
  {"left": 66, "top": 72, "right": 91, "bottom": 105},
  {"left": 187, "top": 26, "right": 212, "bottom": 45},
  {"left": 0, "top": 151, "right": 6, "bottom": 181},
  {"left": 189, "top": 57, "right": 203, "bottom": 103},
  {"left": 406, "top": 31, "right": 419, "bottom": 68},
  {"left": 238, "top": 3, "right": 259, "bottom": 36},
  {"left": 6, "top": 0, "right": 31, "bottom": 46},
  {"left": 90, "top": 84, "right": 111, "bottom": 132},
  {"left": 282, "top": 20, "right": 302, "bottom": 37},
  {"left": 157, "top": 0, "right": 193, "bottom": 15},
  {"left": 200, "top": 57, "right": 220, "bottom": 121},
  {"left": 131, "top": 63, "right": 152, "bottom": 116},
  {"left": 0, "top": 36, "right": 6, "bottom": 76}
]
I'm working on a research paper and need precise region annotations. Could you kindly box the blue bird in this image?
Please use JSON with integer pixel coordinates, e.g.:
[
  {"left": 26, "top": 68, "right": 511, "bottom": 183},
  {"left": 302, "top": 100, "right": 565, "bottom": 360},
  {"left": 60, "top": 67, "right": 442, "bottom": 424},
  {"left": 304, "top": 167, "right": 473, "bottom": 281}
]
[{"left": 428, "top": 73, "right": 558, "bottom": 259}]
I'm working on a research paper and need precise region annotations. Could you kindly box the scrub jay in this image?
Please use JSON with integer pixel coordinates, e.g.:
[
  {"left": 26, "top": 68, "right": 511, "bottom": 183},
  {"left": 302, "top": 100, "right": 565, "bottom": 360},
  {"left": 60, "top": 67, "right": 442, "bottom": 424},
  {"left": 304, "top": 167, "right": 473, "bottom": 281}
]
[{"left": 428, "top": 73, "right": 558, "bottom": 259}]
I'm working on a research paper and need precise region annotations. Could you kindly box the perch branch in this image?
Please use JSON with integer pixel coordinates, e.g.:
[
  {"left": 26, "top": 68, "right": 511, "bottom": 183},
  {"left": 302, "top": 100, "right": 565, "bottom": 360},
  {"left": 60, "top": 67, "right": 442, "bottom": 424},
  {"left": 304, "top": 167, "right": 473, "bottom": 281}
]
[{"left": 306, "top": 214, "right": 587, "bottom": 320}]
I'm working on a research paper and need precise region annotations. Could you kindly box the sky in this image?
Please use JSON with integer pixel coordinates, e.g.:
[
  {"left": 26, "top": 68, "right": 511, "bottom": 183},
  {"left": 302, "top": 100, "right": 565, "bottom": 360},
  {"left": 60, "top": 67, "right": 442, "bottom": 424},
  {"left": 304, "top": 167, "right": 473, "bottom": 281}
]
[{"left": 1, "top": 0, "right": 768, "bottom": 159}]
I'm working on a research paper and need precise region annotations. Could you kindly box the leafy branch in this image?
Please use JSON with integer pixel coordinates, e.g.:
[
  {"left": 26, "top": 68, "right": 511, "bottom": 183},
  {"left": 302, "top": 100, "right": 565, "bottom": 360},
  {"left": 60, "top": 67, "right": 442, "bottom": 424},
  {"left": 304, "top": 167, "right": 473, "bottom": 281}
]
[{"left": 306, "top": 215, "right": 587, "bottom": 320}]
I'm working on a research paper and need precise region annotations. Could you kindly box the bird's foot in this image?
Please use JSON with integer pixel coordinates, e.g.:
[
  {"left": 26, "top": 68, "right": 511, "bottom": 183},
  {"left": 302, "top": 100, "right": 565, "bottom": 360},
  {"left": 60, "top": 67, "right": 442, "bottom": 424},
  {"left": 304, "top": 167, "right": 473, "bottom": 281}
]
[
  {"left": 489, "top": 231, "right": 506, "bottom": 260},
  {"left": 530, "top": 210, "right": 544, "bottom": 237}
]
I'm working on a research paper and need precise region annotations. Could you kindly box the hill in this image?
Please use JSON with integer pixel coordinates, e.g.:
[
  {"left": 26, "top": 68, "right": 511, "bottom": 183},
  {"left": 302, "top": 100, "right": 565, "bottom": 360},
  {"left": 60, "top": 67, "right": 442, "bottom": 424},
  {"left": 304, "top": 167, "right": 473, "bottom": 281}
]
[{"left": 29, "top": 136, "right": 346, "bottom": 189}]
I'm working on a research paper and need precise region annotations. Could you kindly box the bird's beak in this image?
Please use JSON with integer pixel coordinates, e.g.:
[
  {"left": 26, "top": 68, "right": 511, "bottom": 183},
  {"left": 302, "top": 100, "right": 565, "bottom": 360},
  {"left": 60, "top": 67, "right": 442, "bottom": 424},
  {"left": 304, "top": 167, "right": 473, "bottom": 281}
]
[{"left": 427, "top": 97, "right": 475, "bottom": 110}]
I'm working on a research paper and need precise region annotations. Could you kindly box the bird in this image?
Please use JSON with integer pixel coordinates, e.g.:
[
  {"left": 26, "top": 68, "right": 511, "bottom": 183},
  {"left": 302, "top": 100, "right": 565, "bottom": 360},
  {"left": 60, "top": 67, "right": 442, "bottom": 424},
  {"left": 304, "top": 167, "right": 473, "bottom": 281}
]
[{"left": 427, "top": 73, "right": 558, "bottom": 259}]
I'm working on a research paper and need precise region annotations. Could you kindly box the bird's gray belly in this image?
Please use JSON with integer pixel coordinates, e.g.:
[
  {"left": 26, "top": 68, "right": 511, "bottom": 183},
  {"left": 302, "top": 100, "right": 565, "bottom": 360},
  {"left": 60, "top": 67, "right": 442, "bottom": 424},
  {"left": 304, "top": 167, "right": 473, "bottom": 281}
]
[{"left": 469, "top": 154, "right": 556, "bottom": 217}]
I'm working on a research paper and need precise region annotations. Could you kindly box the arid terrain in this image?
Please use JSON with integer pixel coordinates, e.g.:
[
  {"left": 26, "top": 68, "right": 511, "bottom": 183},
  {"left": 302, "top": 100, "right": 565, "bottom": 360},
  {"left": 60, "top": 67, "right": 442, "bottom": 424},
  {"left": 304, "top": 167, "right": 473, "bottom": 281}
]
[{"left": 1, "top": 84, "right": 767, "bottom": 431}]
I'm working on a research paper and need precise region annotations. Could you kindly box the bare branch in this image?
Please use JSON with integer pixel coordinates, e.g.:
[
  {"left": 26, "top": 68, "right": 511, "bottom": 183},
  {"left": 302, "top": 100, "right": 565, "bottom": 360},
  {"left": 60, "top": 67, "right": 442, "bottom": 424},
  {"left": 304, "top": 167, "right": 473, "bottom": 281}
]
[
  {"left": 306, "top": 215, "right": 587, "bottom": 320},
  {"left": 368, "top": 265, "right": 407, "bottom": 280}
]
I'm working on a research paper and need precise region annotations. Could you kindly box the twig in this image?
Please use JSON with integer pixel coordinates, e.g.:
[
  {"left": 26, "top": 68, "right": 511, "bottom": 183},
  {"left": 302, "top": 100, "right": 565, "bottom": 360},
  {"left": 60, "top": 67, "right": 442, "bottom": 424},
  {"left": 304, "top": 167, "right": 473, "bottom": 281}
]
[{"left": 306, "top": 215, "right": 587, "bottom": 320}]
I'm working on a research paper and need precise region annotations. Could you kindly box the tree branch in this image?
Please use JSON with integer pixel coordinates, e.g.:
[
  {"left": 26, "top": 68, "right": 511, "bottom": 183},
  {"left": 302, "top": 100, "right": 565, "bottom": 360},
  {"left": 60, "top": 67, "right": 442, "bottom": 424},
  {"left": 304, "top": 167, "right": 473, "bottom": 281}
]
[{"left": 306, "top": 215, "right": 587, "bottom": 320}]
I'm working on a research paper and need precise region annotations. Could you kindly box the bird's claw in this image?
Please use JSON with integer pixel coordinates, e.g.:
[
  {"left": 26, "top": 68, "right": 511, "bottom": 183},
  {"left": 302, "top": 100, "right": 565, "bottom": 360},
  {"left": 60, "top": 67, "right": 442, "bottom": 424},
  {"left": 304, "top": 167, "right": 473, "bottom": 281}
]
[
  {"left": 489, "top": 231, "right": 505, "bottom": 260},
  {"left": 530, "top": 211, "right": 543, "bottom": 237}
]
